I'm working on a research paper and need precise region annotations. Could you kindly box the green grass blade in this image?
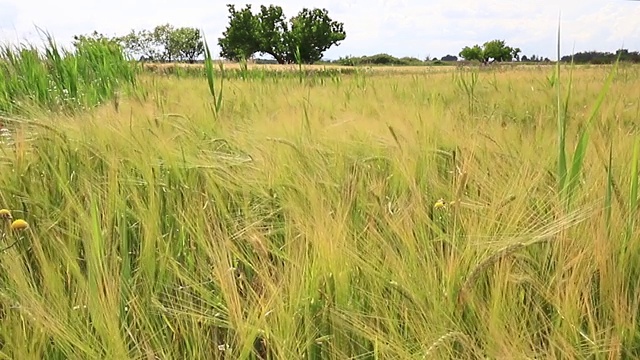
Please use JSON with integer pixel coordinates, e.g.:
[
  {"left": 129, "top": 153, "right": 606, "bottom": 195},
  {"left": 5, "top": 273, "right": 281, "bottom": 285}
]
[
  {"left": 628, "top": 136, "right": 640, "bottom": 236},
  {"left": 202, "top": 35, "right": 217, "bottom": 103},
  {"left": 564, "top": 55, "right": 619, "bottom": 209},
  {"left": 605, "top": 140, "right": 613, "bottom": 235},
  {"left": 556, "top": 14, "right": 567, "bottom": 195}
]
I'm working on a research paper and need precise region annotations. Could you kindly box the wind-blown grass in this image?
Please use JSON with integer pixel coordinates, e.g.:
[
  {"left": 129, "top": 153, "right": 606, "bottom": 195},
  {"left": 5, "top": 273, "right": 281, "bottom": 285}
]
[
  {"left": 0, "top": 34, "right": 137, "bottom": 116},
  {"left": 0, "top": 60, "right": 640, "bottom": 359}
]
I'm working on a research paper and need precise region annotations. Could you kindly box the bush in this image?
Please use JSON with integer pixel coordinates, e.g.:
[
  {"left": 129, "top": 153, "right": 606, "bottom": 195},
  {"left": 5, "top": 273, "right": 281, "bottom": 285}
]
[{"left": 335, "top": 53, "right": 428, "bottom": 66}]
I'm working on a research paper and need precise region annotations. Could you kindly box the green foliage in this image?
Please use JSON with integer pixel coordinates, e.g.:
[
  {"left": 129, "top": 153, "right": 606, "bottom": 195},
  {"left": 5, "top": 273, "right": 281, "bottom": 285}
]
[
  {"left": 150, "top": 24, "right": 177, "bottom": 61},
  {"left": 561, "top": 49, "right": 640, "bottom": 64},
  {"left": 218, "top": 4, "right": 346, "bottom": 64},
  {"left": 440, "top": 54, "right": 459, "bottom": 61},
  {"left": 117, "top": 30, "right": 157, "bottom": 60},
  {"left": 72, "top": 31, "right": 124, "bottom": 54},
  {"left": 115, "top": 24, "right": 204, "bottom": 62},
  {"left": 555, "top": 25, "right": 619, "bottom": 210},
  {"left": 459, "top": 45, "right": 483, "bottom": 62},
  {"left": 170, "top": 27, "right": 205, "bottom": 63},
  {"left": 334, "top": 53, "right": 429, "bottom": 66},
  {"left": 483, "top": 40, "right": 517, "bottom": 62},
  {"left": 0, "top": 32, "right": 137, "bottom": 115},
  {"left": 459, "top": 40, "right": 521, "bottom": 63},
  {"left": 454, "top": 69, "right": 479, "bottom": 115},
  {"left": 203, "top": 37, "right": 223, "bottom": 116},
  {"left": 217, "top": 5, "right": 274, "bottom": 63},
  {"left": 285, "top": 8, "right": 346, "bottom": 64}
]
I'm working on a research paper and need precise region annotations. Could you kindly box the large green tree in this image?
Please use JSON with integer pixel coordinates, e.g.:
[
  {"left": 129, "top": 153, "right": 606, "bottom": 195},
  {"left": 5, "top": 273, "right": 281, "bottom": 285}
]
[
  {"left": 459, "top": 40, "right": 521, "bottom": 64},
  {"left": 218, "top": 4, "right": 346, "bottom": 64},
  {"left": 116, "top": 24, "right": 204, "bottom": 62},
  {"left": 169, "top": 27, "right": 204, "bottom": 63},
  {"left": 459, "top": 44, "right": 483, "bottom": 62}
]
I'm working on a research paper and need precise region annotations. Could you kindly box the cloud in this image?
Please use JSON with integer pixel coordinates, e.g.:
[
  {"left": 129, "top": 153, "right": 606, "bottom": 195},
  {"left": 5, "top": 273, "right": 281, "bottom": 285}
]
[{"left": 0, "top": 0, "right": 639, "bottom": 60}]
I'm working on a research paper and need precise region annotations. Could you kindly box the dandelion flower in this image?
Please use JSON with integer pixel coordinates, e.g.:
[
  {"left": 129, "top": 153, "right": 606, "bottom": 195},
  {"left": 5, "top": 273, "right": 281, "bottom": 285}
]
[
  {"left": 0, "top": 209, "right": 12, "bottom": 219},
  {"left": 434, "top": 198, "right": 446, "bottom": 209},
  {"left": 10, "top": 219, "right": 29, "bottom": 231}
]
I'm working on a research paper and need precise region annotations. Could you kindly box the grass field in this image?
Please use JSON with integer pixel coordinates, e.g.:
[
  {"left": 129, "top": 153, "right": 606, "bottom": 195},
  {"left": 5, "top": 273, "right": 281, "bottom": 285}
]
[
  {"left": 1, "top": 39, "right": 640, "bottom": 359},
  {"left": 142, "top": 61, "right": 557, "bottom": 76}
]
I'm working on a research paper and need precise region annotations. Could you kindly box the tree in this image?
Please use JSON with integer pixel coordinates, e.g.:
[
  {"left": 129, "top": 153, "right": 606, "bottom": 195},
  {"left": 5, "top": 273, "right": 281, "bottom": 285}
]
[
  {"left": 559, "top": 49, "right": 640, "bottom": 64},
  {"left": 169, "top": 27, "right": 204, "bottom": 63},
  {"left": 72, "top": 31, "right": 125, "bottom": 58},
  {"left": 218, "top": 4, "right": 346, "bottom": 64},
  {"left": 118, "top": 29, "right": 158, "bottom": 60},
  {"left": 218, "top": 5, "right": 262, "bottom": 62},
  {"left": 512, "top": 47, "right": 521, "bottom": 61},
  {"left": 151, "top": 24, "right": 177, "bottom": 62},
  {"left": 116, "top": 25, "right": 204, "bottom": 62},
  {"left": 459, "top": 45, "right": 483, "bottom": 62},
  {"left": 482, "top": 40, "right": 514, "bottom": 62},
  {"left": 285, "top": 8, "right": 346, "bottom": 63},
  {"left": 458, "top": 39, "right": 520, "bottom": 64},
  {"left": 72, "top": 31, "right": 122, "bottom": 50}
]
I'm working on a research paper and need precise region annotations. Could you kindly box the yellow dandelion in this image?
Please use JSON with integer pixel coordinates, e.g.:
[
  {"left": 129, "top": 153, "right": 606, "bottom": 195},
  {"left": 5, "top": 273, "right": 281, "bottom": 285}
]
[
  {"left": 434, "top": 198, "right": 446, "bottom": 209},
  {"left": 10, "top": 219, "right": 29, "bottom": 231},
  {"left": 0, "top": 208, "right": 12, "bottom": 219}
]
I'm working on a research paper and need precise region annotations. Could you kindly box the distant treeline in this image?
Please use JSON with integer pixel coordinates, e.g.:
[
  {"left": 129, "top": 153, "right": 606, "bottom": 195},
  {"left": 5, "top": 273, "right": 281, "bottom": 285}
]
[
  {"left": 130, "top": 48, "right": 639, "bottom": 67},
  {"left": 316, "top": 53, "right": 552, "bottom": 66},
  {"left": 327, "top": 54, "right": 433, "bottom": 66},
  {"left": 72, "top": 26, "right": 638, "bottom": 66},
  {"left": 560, "top": 50, "right": 640, "bottom": 64},
  {"left": 319, "top": 51, "right": 639, "bottom": 67},
  {"left": 129, "top": 51, "right": 640, "bottom": 67}
]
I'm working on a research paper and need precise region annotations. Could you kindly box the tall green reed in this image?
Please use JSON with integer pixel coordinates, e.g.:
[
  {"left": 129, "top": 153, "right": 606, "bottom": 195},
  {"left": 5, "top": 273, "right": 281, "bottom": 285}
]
[
  {"left": 202, "top": 36, "right": 224, "bottom": 117},
  {"left": 294, "top": 45, "right": 304, "bottom": 84},
  {"left": 454, "top": 68, "right": 479, "bottom": 116},
  {"left": 0, "top": 32, "right": 137, "bottom": 116},
  {"left": 627, "top": 138, "right": 640, "bottom": 238},
  {"left": 554, "top": 21, "right": 618, "bottom": 210}
]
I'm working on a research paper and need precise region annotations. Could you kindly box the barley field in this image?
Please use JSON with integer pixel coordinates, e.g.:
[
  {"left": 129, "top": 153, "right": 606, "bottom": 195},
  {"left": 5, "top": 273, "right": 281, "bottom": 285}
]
[{"left": 1, "top": 39, "right": 640, "bottom": 359}]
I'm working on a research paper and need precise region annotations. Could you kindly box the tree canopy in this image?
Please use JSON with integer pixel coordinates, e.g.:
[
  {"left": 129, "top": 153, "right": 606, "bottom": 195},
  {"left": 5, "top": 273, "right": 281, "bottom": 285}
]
[
  {"left": 459, "top": 40, "right": 521, "bottom": 63},
  {"left": 218, "top": 4, "right": 346, "bottom": 64},
  {"left": 116, "top": 24, "right": 204, "bottom": 63},
  {"left": 72, "top": 31, "right": 123, "bottom": 53},
  {"left": 75, "top": 25, "right": 204, "bottom": 63}
]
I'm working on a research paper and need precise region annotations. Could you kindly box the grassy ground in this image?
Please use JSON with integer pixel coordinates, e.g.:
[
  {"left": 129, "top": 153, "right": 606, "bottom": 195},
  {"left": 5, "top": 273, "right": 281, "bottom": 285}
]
[{"left": 1, "top": 45, "right": 640, "bottom": 358}]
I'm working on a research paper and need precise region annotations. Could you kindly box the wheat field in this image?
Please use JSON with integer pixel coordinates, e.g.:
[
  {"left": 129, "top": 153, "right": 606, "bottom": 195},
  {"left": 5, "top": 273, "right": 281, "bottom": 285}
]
[{"left": 1, "top": 40, "right": 640, "bottom": 359}]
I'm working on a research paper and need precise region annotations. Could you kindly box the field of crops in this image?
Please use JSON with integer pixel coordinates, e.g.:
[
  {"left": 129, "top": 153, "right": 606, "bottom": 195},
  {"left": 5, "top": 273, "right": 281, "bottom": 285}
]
[{"left": 1, "top": 39, "right": 640, "bottom": 359}]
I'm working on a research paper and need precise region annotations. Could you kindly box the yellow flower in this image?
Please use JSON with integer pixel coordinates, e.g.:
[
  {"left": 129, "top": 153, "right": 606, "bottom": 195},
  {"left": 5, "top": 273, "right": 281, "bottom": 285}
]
[
  {"left": 10, "top": 219, "right": 29, "bottom": 231},
  {"left": 0, "top": 208, "right": 12, "bottom": 219},
  {"left": 434, "top": 198, "right": 446, "bottom": 209}
]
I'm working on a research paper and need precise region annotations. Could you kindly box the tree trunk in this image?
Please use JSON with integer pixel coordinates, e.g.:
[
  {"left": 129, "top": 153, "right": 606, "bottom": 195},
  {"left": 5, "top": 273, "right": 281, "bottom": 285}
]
[{"left": 267, "top": 51, "right": 286, "bottom": 64}]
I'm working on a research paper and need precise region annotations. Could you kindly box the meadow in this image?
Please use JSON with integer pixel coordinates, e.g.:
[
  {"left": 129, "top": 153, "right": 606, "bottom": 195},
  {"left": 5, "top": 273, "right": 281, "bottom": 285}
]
[{"left": 1, "top": 39, "right": 640, "bottom": 359}]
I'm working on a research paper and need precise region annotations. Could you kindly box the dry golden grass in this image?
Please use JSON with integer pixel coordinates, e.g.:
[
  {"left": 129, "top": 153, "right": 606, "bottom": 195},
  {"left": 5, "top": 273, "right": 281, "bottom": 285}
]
[{"left": 1, "top": 63, "right": 640, "bottom": 359}]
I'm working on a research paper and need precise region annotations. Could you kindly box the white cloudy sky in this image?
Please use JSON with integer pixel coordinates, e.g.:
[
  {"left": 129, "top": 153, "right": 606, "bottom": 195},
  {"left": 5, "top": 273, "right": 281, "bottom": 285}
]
[{"left": 0, "top": 0, "right": 639, "bottom": 60}]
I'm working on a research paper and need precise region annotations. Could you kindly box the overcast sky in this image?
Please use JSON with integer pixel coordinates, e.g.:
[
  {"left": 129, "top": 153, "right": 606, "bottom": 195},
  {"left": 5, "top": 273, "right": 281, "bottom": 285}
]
[{"left": 1, "top": 0, "right": 639, "bottom": 60}]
